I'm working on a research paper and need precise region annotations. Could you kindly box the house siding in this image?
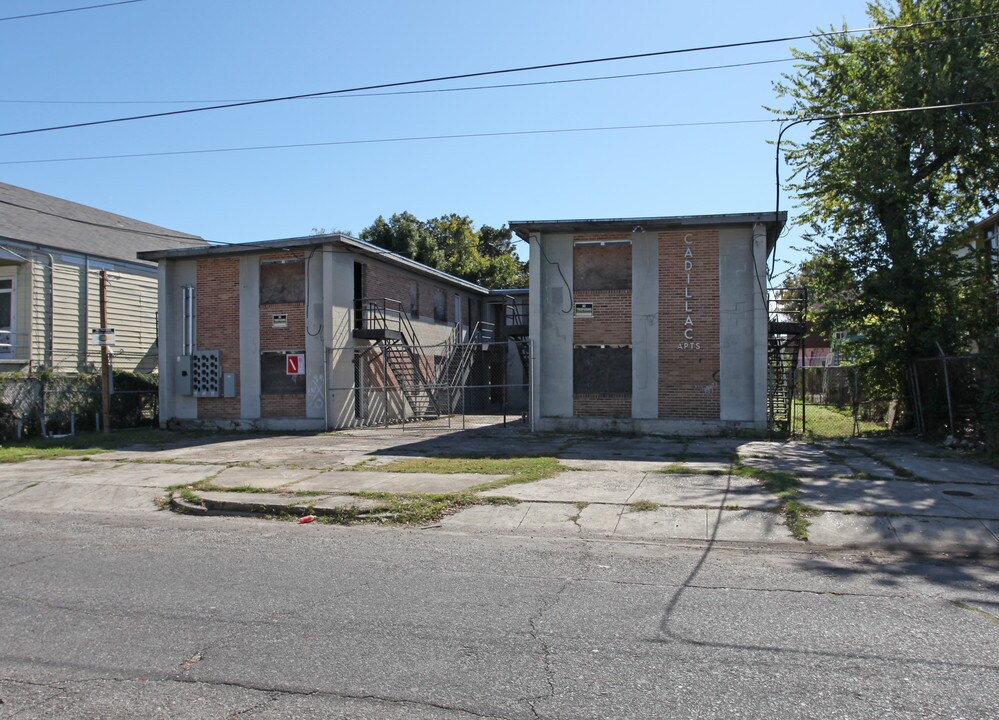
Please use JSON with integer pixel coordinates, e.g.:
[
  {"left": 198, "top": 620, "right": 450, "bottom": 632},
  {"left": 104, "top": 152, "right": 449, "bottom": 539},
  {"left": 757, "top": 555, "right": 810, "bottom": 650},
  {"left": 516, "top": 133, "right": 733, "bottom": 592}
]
[{"left": 11, "top": 250, "right": 158, "bottom": 373}]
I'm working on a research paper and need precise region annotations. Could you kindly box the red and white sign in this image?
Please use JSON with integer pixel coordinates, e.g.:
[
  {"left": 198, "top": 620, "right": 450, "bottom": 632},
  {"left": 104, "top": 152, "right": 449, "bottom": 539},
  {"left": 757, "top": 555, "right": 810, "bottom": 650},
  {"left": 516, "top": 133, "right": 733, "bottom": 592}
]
[{"left": 286, "top": 353, "right": 305, "bottom": 375}]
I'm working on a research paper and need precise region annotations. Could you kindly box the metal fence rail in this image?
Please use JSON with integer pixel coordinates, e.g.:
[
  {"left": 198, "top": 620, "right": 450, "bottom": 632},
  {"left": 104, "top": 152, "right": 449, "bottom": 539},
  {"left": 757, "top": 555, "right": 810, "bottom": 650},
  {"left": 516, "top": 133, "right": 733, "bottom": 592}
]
[
  {"left": 789, "top": 365, "right": 910, "bottom": 439},
  {"left": 328, "top": 339, "right": 530, "bottom": 431},
  {"left": 0, "top": 354, "right": 158, "bottom": 438}
]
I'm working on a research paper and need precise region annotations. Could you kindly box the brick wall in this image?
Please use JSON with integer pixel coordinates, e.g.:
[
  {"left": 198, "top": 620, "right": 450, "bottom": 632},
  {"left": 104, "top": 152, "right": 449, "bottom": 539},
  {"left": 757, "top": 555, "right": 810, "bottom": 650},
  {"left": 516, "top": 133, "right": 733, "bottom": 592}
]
[
  {"left": 196, "top": 257, "right": 241, "bottom": 418},
  {"left": 259, "top": 304, "right": 305, "bottom": 352},
  {"left": 658, "top": 229, "right": 720, "bottom": 419},
  {"left": 572, "top": 238, "right": 633, "bottom": 417},
  {"left": 573, "top": 290, "right": 632, "bottom": 345},
  {"left": 261, "top": 394, "right": 306, "bottom": 418},
  {"left": 573, "top": 393, "right": 631, "bottom": 418},
  {"left": 365, "top": 261, "right": 474, "bottom": 327},
  {"left": 259, "top": 254, "right": 308, "bottom": 417}
]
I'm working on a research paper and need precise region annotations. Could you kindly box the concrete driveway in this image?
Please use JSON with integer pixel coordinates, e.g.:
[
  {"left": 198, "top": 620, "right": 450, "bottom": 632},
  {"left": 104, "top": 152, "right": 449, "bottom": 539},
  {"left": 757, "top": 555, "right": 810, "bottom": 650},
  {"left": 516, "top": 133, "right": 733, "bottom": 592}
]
[{"left": 1, "top": 423, "right": 997, "bottom": 554}]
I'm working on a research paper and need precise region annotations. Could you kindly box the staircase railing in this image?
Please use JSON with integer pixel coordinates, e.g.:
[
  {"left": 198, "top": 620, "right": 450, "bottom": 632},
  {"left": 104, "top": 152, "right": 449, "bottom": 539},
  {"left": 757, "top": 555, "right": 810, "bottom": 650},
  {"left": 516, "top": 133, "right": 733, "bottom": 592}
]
[{"left": 767, "top": 287, "right": 808, "bottom": 434}]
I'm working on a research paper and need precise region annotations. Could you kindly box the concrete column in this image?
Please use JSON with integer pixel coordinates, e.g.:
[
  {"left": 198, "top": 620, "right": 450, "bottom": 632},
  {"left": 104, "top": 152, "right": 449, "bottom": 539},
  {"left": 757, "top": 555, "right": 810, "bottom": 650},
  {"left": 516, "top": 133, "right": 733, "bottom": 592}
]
[
  {"left": 537, "top": 233, "right": 574, "bottom": 419},
  {"left": 239, "top": 256, "right": 261, "bottom": 419},
  {"left": 305, "top": 250, "right": 325, "bottom": 419},
  {"left": 156, "top": 262, "right": 172, "bottom": 426},
  {"left": 719, "top": 227, "right": 755, "bottom": 422},
  {"left": 528, "top": 234, "right": 542, "bottom": 428},
  {"left": 631, "top": 232, "right": 659, "bottom": 418},
  {"left": 170, "top": 260, "right": 198, "bottom": 420},
  {"left": 752, "top": 224, "right": 769, "bottom": 427},
  {"left": 328, "top": 249, "right": 356, "bottom": 428}
]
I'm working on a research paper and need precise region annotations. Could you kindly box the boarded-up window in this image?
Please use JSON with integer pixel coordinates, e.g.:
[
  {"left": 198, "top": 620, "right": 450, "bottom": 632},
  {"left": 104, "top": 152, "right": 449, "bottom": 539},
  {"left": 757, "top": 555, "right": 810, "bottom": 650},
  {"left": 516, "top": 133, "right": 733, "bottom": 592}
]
[
  {"left": 433, "top": 289, "right": 447, "bottom": 322},
  {"left": 260, "top": 260, "right": 305, "bottom": 304},
  {"left": 260, "top": 352, "right": 307, "bottom": 394},
  {"left": 573, "top": 242, "right": 632, "bottom": 291},
  {"left": 573, "top": 346, "right": 632, "bottom": 394}
]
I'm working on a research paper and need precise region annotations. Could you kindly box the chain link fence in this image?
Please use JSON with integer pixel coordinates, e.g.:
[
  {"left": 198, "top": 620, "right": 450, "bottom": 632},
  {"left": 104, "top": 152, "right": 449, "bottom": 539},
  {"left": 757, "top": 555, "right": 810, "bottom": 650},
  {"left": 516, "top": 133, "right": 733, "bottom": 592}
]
[
  {"left": 0, "top": 351, "right": 158, "bottom": 438},
  {"left": 327, "top": 339, "right": 529, "bottom": 431},
  {"left": 789, "top": 365, "right": 911, "bottom": 439},
  {"left": 911, "top": 353, "right": 999, "bottom": 448}
]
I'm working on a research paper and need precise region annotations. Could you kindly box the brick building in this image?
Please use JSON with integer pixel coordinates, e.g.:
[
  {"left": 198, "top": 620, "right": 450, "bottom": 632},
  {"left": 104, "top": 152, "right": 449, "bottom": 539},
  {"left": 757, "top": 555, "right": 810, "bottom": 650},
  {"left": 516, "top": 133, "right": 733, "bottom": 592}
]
[
  {"left": 139, "top": 234, "right": 519, "bottom": 431},
  {"left": 512, "top": 212, "right": 785, "bottom": 434}
]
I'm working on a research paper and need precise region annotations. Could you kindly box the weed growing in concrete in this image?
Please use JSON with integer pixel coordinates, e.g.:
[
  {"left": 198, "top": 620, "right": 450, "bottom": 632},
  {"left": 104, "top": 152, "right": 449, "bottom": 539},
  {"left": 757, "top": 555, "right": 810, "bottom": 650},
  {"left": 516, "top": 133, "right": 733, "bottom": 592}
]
[
  {"left": 629, "top": 500, "right": 659, "bottom": 512},
  {"left": 364, "top": 455, "right": 564, "bottom": 492},
  {"left": 731, "top": 463, "right": 819, "bottom": 541}
]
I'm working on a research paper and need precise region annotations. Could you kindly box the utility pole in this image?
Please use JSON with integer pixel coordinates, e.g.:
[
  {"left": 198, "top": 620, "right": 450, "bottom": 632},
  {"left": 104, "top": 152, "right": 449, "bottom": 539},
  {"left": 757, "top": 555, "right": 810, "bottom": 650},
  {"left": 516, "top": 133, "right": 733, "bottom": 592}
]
[{"left": 100, "top": 270, "right": 110, "bottom": 436}]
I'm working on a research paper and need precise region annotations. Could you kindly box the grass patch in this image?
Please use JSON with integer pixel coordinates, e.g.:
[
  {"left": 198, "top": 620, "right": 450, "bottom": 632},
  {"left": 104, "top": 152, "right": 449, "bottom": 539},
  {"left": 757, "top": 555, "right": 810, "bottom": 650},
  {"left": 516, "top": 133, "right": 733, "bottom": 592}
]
[
  {"left": 178, "top": 487, "right": 203, "bottom": 506},
  {"left": 368, "top": 455, "right": 564, "bottom": 493},
  {"left": 796, "top": 404, "right": 888, "bottom": 439},
  {"left": 658, "top": 462, "right": 727, "bottom": 476},
  {"left": 781, "top": 500, "right": 821, "bottom": 540},
  {"left": 350, "top": 490, "right": 478, "bottom": 525},
  {"left": 731, "top": 462, "right": 818, "bottom": 541},
  {"left": 629, "top": 500, "right": 660, "bottom": 512},
  {"left": 0, "top": 429, "right": 194, "bottom": 464}
]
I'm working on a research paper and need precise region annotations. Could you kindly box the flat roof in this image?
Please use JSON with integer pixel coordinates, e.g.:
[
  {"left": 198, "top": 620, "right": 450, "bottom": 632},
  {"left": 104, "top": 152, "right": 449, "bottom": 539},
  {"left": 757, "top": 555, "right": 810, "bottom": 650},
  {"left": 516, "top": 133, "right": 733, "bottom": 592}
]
[
  {"left": 138, "top": 233, "right": 490, "bottom": 295},
  {"left": 509, "top": 211, "right": 786, "bottom": 252}
]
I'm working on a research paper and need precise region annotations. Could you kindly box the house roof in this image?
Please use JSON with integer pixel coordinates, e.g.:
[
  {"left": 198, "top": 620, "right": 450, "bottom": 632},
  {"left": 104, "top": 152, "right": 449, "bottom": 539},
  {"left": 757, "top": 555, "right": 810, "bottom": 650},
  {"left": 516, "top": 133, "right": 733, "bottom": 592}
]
[
  {"left": 508, "top": 211, "right": 787, "bottom": 254},
  {"left": 138, "top": 233, "right": 491, "bottom": 295},
  {"left": 0, "top": 182, "right": 205, "bottom": 265}
]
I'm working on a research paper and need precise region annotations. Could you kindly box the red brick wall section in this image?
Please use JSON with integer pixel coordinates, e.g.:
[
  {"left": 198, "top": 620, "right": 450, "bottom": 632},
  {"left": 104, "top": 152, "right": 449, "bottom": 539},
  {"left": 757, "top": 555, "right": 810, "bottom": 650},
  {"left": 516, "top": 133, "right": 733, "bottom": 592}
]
[
  {"left": 259, "top": 304, "right": 305, "bottom": 352},
  {"left": 572, "top": 238, "right": 633, "bottom": 417},
  {"left": 658, "top": 230, "right": 720, "bottom": 419},
  {"left": 259, "top": 254, "right": 308, "bottom": 417},
  {"left": 261, "top": 394, "right": 306, "bottom": 418},
  {"left": 364, "top": 260, "right": 479, "bottom": 328},
  {"left": 573, "top": 290, "right": 632, "bottom": 345},
  {"left": 573, "top": 393, "right": 631, "bottom": 418},
  {"left": 196, "top": 257, "right": 241, "bottom": 418}
]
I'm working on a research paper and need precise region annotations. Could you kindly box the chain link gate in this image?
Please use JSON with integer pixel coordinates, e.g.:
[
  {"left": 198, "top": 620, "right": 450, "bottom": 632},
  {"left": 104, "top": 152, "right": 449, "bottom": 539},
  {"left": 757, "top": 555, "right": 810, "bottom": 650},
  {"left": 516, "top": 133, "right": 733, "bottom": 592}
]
[{"left": 325, "top": 338, "right": 530, "bottom": 431}]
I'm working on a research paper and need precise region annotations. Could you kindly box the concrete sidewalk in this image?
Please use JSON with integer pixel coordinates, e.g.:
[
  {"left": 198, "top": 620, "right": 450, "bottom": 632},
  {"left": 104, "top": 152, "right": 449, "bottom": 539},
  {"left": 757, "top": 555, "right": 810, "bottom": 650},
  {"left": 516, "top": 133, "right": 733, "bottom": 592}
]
[{"left": 1, "top": 427, "right": 997, "bottom": 555}]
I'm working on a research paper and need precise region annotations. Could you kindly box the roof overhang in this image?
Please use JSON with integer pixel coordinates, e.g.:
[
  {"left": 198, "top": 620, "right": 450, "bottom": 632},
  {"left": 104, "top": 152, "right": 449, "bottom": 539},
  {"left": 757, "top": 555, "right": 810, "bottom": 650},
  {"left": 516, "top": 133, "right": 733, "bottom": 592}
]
[{"left": 509, "top": 211, "right": 787, "bottom": 256}]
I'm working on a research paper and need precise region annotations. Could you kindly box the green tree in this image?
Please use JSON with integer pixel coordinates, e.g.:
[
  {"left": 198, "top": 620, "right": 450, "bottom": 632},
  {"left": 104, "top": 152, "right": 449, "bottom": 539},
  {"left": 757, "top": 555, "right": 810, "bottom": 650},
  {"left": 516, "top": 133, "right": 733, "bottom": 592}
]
[
  {"left": 358, "top": 212, "right": 527, "bottom": 289},
  {"left": 775, "top": 0, "right": 999, "bottom": 384}
]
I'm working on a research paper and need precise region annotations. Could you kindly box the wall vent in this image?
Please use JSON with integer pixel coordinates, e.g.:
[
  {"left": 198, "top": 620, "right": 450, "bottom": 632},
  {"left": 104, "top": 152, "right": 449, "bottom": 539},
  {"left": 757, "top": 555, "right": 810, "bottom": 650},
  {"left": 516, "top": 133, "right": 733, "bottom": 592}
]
[{"left": 190, "top": 350, "right": 222, "bottom": 397}]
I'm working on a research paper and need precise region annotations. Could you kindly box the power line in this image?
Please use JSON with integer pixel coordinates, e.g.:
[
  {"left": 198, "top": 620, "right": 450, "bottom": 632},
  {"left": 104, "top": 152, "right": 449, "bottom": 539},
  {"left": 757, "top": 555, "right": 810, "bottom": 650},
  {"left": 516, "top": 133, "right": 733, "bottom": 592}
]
[
  {"left": 0, "top": 0, "right": 143, "bottom": 23},
  {"left": 0, "top": 58, "right": 797, "bottom": 106},
  {"left": 0, "top": 118, "right": 777, "bottom": 166},
  {"left": 770, "top": 98, "right": 999, "bottom": 277},
  {"left": 2, "top": 12, "right": 995, "bottom": 139},
  {"left": 0, "top": 198, "right": 206, "bottom": 243}
]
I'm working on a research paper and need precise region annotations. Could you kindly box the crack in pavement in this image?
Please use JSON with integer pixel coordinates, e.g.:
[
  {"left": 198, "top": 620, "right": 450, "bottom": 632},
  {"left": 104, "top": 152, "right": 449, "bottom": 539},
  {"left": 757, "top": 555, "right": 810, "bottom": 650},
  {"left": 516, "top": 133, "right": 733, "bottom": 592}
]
[
  {"left": 0, "top": 553, "right": 57, "bottom": 572},
  {"left": 3, "top": 676, "right": 514, "bottom": 720}
]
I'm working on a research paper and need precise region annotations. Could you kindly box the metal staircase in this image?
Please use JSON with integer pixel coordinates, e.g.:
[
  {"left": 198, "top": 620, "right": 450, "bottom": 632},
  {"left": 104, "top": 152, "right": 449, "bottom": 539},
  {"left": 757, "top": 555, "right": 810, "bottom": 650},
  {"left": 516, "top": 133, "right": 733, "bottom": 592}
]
[
  {"left": 501, "top": 296, "right": 530, "bottom": 379},
  {"left": 768, "top": 287, "right": 807, "bottom": 435},
  {"left": 353, "top": 298, "right": 483, "bottom": 421}
]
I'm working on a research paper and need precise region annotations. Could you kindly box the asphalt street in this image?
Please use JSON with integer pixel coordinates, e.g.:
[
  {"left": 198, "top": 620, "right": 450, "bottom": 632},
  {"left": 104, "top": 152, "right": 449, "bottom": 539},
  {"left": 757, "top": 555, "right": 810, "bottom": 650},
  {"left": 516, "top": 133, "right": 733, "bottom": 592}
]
[{"left": 1, "top": 508, "right": 997, "bottom": 719}]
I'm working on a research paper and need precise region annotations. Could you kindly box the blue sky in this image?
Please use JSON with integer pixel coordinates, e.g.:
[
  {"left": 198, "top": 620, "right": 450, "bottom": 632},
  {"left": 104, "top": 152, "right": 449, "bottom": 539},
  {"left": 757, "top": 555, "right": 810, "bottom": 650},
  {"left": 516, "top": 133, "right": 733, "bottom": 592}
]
[{"left": 1, "top": 0, "right": 876, "bottom": 277}]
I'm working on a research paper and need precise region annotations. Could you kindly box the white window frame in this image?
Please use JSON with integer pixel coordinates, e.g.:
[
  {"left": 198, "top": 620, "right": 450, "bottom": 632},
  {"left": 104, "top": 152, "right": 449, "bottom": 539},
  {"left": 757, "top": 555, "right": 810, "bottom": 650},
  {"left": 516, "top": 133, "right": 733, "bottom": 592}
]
[{"left": 0, "top": 276, "right": 15, "bottom": 358}]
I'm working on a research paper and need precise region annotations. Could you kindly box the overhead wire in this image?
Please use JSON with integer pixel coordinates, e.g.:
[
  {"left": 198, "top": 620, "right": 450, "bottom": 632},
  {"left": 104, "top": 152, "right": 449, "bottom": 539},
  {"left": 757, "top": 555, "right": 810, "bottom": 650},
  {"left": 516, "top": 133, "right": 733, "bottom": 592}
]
[
  {"left": 0, "top": 0, "right": 143, "bottom": 23},
  {"left": 1, "top": 12, "right": 995, "bottom": 139},
  {"left": 0, "top": 57, "right": 797, "bottom": 106},
  {"left": 0, "top": 118, "right": 776, "bottom": 166}
]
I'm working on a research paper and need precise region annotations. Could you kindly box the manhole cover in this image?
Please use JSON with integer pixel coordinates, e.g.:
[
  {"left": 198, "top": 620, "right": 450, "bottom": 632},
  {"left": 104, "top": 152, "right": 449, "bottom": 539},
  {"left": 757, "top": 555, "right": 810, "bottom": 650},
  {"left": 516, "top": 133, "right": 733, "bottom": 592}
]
[{"left": 942, "top": 490, "right": 975, "bottom": 497}]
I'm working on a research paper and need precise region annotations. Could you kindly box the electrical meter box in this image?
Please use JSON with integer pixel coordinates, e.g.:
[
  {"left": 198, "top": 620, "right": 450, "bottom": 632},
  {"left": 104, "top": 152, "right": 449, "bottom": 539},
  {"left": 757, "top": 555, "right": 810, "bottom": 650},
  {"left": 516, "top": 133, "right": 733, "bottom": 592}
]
[{"left": 175, "top": 355, "right": 193, "bottom": 396}]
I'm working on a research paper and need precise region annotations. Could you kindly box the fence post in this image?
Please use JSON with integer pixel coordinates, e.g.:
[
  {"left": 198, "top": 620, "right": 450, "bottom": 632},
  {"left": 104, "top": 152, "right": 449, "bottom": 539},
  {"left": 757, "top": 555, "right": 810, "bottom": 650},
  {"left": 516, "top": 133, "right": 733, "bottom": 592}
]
[
  {"left": 935, "top": 342, "right": 955, "bottom": 437},
  {"left": 851, "top": 367, "right": 859, "bottom": 437}
]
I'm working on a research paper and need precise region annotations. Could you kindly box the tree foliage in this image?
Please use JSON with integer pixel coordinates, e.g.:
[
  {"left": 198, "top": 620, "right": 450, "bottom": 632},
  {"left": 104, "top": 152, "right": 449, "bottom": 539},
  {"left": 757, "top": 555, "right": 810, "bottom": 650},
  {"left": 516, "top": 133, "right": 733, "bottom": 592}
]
[
  {"left": 775, "top": 0, "right": 999, "bottom": 383},
  {"left": 359, "top": 212, "right": 527, "bottom": 289}
]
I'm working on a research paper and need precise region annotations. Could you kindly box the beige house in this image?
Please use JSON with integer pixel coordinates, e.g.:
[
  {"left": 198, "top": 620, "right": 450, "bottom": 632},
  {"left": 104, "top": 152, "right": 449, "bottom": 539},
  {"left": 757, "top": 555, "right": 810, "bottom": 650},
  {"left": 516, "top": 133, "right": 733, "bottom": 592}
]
[{"left": 0, "top": 182, "right": 205, "bottom": 374}]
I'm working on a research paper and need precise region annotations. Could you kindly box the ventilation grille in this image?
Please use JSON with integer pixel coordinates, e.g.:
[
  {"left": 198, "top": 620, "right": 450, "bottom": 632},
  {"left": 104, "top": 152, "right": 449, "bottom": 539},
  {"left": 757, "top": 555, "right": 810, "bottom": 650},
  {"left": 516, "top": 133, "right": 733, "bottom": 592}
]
[{"left": 190, "top": 350, "right": 222, "bottom": 397}]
